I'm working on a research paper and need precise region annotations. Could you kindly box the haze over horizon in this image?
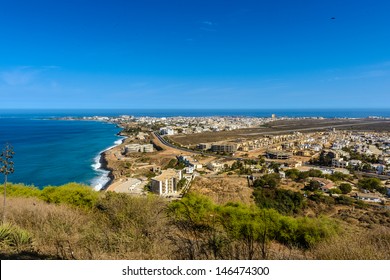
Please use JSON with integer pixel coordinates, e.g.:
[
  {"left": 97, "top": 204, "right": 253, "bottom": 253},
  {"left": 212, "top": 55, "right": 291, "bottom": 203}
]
[{"left": 1, "top": 0, "right": 389, "bottom": 109}]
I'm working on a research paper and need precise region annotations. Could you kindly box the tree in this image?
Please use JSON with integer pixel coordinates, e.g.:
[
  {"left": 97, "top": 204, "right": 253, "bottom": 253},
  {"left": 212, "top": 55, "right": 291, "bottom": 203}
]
[
  {"left": 0, "top": 144, "right": 15, "bottom": 224},
  {"left": 253, "top": 173, "right": 281, "bottom": 188},
  {"left": 268, "top": 162, "right": 280, "bottom": 173},
  {"left": 339, "top": 183, "right": 352, "bottom": 194},
  {"left": 357, "top": 177, "right": 385, "bottom": 194},
  {"left": 305, "top": 180, "right": 321, "bottom": 192},
  {"left": 285, "top": 169, "right": 300, "bottom": 181}
]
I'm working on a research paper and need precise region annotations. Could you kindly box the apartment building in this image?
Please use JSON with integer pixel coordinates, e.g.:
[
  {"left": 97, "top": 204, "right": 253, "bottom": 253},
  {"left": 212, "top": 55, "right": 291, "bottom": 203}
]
[
  {"left": 331, "top": 158, "right": 349, "bottom": 168},
  {"left": 124, "top": 143, "right": 153, "bottom": 154},
  {"left": 150, "top": 169, "right": 182, "bottom": 195},
  {"left": 211, "top": 143, "right": 237, "bottom": 153}
]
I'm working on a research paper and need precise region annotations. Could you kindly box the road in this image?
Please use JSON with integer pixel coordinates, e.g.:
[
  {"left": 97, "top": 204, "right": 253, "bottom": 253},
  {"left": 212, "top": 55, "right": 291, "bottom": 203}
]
[{"left": 153, "top": 131, "right": 243, "bottom": 161}]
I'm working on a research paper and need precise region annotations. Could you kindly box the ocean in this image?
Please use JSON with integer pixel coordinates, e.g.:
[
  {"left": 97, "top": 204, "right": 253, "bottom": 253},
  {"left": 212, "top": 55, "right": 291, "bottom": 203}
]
[
  {"left": 0, "top": 112, "right": 122, "bottom": 189},
  {"left": 0, "top": 108, "right": 389, "bottom": 189}
]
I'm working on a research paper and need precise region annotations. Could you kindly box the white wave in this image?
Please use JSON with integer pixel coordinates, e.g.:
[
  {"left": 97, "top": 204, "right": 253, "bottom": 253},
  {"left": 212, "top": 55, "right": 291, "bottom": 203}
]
[
  {"left": 91, "top": 135, "right": 128, "bottom": 190},
  {"left": 92, "top": 155, "right": 101, "bottom": 170},
  {"left": 91, "top": 169, "right": 111, "bottom": 191}
]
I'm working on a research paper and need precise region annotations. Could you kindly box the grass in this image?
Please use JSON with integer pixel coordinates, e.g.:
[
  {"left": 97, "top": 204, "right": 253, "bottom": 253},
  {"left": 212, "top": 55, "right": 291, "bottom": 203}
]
[{"left": 0, "top": 183, "right": 389, "bottom": 259}]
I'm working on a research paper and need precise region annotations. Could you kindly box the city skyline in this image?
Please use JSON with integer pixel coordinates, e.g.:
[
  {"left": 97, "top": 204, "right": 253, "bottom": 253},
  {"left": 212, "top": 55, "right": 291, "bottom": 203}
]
[{"left": 1, "top": 0, "right": 390, "bottom": 109}]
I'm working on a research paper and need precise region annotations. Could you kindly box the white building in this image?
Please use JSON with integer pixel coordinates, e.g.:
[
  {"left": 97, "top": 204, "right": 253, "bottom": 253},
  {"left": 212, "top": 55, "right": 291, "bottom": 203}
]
[
  {"left": 150, "top": 169, "right": 182, "bottom": 196},
  {"left": 160, "top": 127, "right": 175, "bottom": 135},
  {"left": 332, "top": 158, "right": 349, "bottom": 168},
  {"left": 207, "top": 161, "right": 224, "bottom": 172},
  {"left": 124, "top": 144, "right": 153, "bottom": 154}
]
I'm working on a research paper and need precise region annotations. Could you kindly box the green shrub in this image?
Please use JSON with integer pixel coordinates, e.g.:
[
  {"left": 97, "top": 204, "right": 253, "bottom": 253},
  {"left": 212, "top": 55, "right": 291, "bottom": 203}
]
[
  {"left": 335, "top": 195, "right": 354, "bottom": 205},
  {"left": 358, "top": 178, "right": 386, "bottom": 194},
  {"left": 293, "top": 217, "right": 339, "bottom": 249},
  {"left": 253, "top": 188, "right": 305, "bottom": 215},
  {"left": 253, "top": 173, "right": 281, "bottom": 188},
  {"left": 40, "top": 183, "right": 99, "bottom": 209},
  {"left": 339, "top": 183, "right": 352, "bottom": 194},
  {"left": 6, "top": 183, "right": 41, "bottom": 198},
  {"left": 0, "top": 223, "right": 33, "bottom": 252}
]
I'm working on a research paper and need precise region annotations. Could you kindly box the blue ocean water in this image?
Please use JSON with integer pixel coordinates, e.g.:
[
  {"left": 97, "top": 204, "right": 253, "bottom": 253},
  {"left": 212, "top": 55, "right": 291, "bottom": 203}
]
[
  {"left": 0, "top": 108, "right": 389, "bottom": 189},
  {"left": 1, "top": 108, "right": 390, "bottom": 118},
  {"left": 0, "top": 114, "right": 121, "bottom": 189}
]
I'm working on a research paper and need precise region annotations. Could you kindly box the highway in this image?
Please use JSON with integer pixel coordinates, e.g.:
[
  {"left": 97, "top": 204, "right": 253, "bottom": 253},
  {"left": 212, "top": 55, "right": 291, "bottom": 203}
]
[{"left": 152, "top": 131, "right": 243, "bottom": 161}]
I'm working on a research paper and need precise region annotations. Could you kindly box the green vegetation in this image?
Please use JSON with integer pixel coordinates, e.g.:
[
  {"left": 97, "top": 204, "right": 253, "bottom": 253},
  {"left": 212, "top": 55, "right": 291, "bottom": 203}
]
[
  {"left": 339, "top": 183, "right": 353, "bottom": 194},
  {"left": 176, "top": 178, "right": 187, "bottom": 191},
  {"left": 253, "top": 173, "right": 281, "bottom": 188},
  {"left": 342, "top": 147, "right": 379, "bottom": 164},
  {"left": 357, "top": 178, "right": 386, "bottom": 194},
  {"left": 304, "top": 180, "right": 322, "bottom": 192},
  {"left": 285, "top": 169, "right": 324, "bottom": 182},
  {"left": 165, "top": 158, "right": 185, "bottom": 170},
  {"left": 168, "top": 193, "right": 338, "bottom": 259},
  {"left": 0, "top": 223, "right": 33, "bottom": 253},
  {"left": 40, "top": 183, "right": 99, "bottom": 209},
  {"left": 1, "top": 144, "right": 15, "bottom": 223},
  {"left": 6, "top": 183, "right": 99, "bottom": 210},
  {"left": 0, "top": 181, "right": 388, "bottom": 260},
  {"left": 285, "top": 168, "right": 300, "bottom": 180},
  {"left": 224, "top": 160, "right": 252, "bottom": 175},
  {"left": 253, "top": 188, "right": 305, "bottom": 215},
  {"left": 314, "top": 150, "right": 334, "bottom": 166},
  {"left": 123, "top": 126, "right": 142, "bottom": 135},
  {"left": 325, "top": 172, "right": 350, "bottom": 182}
]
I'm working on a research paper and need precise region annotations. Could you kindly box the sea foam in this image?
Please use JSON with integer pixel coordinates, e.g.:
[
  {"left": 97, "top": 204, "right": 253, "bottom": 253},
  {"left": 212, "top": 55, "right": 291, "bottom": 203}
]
[{"left": 91, "top": 136, "right": 126, "bottom": 190}]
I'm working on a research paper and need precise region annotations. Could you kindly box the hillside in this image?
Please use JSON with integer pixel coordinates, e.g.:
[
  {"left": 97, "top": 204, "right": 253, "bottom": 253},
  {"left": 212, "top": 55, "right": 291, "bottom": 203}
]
[{"left": 0, "top": 183, "right": 389, "bottom": 260}]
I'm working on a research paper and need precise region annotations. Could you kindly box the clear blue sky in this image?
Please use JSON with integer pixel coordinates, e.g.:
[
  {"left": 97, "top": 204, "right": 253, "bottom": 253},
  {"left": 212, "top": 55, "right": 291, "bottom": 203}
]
[{"left": 1, "top": 0, "right": 389, "bottom": 109}]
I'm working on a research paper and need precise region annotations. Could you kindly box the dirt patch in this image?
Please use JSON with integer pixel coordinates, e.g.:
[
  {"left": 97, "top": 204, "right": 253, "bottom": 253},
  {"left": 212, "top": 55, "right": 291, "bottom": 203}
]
[
  {"left": 189, "top": 176, "right": 254, "bottom": 205},
  {"left": 169, "top": 119, "right": 390, "bottom": 146}
]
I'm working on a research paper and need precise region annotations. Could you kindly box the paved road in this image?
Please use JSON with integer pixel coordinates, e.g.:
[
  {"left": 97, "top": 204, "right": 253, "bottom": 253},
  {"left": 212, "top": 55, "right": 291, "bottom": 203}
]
[{"left": 153, "top": 131, "right": 243, "bottom": 161}]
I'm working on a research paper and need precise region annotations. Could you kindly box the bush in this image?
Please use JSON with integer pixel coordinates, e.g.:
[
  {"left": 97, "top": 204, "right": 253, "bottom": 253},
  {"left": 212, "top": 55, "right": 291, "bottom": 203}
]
[
  {"left": 335, "top": 195, "right": 354, "bottom": 206},
  {"left": 339, "top": 183, "right": 352, "bottom": 194},
  {"left": 285, "top": 169, "right": 300, "bottom": 180},
  {"left": 0, "top": 223, "right": 33, "bottom": 253},
  {"left": 253, "top": 188, "right": 306, "bottom": 215},
  {"left": 6, "top": 183, "right": 41, "bottom": 198},
  {"left": 253, "top": 173, "right": 281, "bottom": 188},
  {"left": 6, "top": 183, "right": 100, "bottom": 210},
  {"left": 40, "top": 183, "right": 99, "bottom": 209},
  {"left": 358, "top": 178, "right": 385, "bottom": 194},
  {"left": 304, "top": 180, "right": 321, "bottom": 191},
  {"left": 293, "top": 217, "right": 339, "bottom": 249},
  {"left": 329, "top": 188, "right": 342, "bottom": 195},
  {"left": 326, "top": 172, "right": 349, "bottom": 182},
  {"left": 308, "top": 193, "right": 335, "bottom": 205}
]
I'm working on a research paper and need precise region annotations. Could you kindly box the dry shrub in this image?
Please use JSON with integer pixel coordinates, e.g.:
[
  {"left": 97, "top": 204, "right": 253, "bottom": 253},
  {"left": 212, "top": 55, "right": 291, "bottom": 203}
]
[
  {"left": 2, "top": 195, "right": 174, "bottom": 259},
  {"left": 4, "top": 197, "right": 92, "bottom": 259},
  {"left": 313, "top": 226, "right": 390, "bottom": 259},
  {"left": 91, "top": 192, "right": 172, "bottom": 259}
]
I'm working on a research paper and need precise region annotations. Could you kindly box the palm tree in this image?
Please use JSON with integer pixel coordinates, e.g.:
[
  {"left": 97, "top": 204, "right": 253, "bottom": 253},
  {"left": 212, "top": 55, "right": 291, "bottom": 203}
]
[{"left": 0, "top": 144, "right": 15, "bottom": 224}]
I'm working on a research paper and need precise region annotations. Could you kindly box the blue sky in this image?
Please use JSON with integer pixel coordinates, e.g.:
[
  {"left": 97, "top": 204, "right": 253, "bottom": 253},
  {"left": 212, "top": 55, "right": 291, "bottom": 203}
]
[{"left": 0, "top": 0, "right": 389, "bottom": 109}]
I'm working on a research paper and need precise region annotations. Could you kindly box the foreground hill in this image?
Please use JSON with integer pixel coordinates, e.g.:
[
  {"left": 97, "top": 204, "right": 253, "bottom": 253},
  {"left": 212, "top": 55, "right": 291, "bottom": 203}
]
[{"left": 0, "top": 183, "right": 389, "bottom": 260}]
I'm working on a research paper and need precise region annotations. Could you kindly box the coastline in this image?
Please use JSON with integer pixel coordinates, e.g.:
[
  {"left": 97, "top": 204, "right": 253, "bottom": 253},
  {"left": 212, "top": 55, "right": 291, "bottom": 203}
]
[{"left": 93, "top": 131, "right": 127, "bottom": 191}]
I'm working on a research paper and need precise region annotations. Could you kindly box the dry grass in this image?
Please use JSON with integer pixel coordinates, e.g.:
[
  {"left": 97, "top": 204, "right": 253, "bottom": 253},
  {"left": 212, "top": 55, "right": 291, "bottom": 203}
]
[
  {"left": 189, "top": 176, "right": 254, "bottom": 205},
  {"left": 1, "top": 193, "right": 389, "bottom": 260},
  {"left": 170, "top": 119, "right": 390, "bottom": 146},
  {"left": 1, "top": 195, "right": 172, "bottom": 260},
  {"left": 313, "top": 226, "right": 390, "bottom": 259}
]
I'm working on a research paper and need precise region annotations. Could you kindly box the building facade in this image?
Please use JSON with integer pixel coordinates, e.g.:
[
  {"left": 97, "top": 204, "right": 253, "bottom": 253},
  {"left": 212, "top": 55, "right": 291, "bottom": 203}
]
[{"left": 150, "top": 169, "right": 182, "bottom": 195}]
